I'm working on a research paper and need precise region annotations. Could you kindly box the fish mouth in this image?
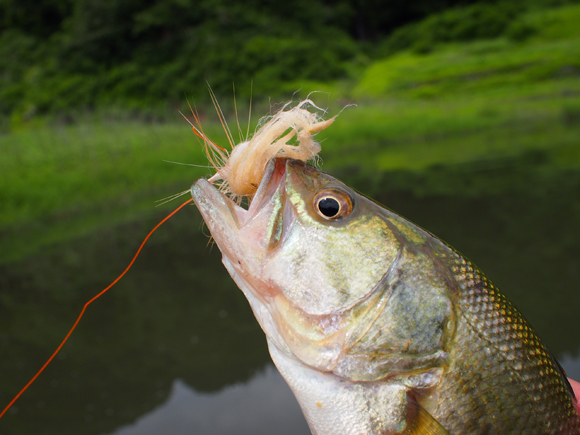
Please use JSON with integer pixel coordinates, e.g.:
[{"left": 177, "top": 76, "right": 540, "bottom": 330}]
[
  {"left": 191, "top": 157, "right": 288, "bottom": 263},
  {"left": 192, "top": 158, "right": 301, "bottom": 360}
]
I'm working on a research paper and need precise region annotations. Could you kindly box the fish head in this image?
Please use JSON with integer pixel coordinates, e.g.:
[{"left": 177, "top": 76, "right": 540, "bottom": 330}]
[
  {"left": 192, "top": 158, "right": 452, "bottom": 379},
  {"left": 193, "top": 158, "right": 580, "bottom": 435}
]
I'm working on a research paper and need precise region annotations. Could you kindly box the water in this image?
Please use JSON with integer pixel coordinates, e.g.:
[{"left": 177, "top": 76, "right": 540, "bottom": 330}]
[
  {"left": 1, "top": 153, "right": 579, "bottom": 434},
  {"left": 110, "top": 365, "right": 309, "bottom": 435}
]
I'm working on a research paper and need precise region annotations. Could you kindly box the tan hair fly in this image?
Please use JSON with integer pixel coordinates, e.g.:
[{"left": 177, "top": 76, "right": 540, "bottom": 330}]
[{"left": 190, "top": 98, "right": 337, "bottom": 200}]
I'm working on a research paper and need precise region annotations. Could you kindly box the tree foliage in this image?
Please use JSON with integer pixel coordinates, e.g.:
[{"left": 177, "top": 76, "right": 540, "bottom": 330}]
[{"left": 1, "top": 0, "right": 579, "bottom": 119}]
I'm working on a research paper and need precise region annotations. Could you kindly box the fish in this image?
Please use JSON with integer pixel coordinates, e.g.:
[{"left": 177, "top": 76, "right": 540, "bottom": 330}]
[{"left": 192, "top": 156, "right": 580, "bottom": 434}]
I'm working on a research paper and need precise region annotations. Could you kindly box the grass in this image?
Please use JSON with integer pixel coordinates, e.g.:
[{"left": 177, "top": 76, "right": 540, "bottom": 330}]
[
  {"left": 1, "top": 121, "right": 206, "bottom": 226},
  {"left": 0, "top": 120, "right": 216, "bottom": 262},
  {"left": 322, "top": 82, "right": 580, "bottom": 173},
  {"left": 353, "top": 36, "right": 580, "bottom": 99},
  {"left": 3, "top": 92, "right": 578, "bottom": 264}
]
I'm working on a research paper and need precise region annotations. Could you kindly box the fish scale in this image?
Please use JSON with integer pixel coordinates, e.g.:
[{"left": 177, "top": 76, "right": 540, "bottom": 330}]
[
  {"left": 193, "top": 157, "right": 580, "bottom": 434},
  {"left": 433, "top": 251, "right": 580, "bottom": 434}
]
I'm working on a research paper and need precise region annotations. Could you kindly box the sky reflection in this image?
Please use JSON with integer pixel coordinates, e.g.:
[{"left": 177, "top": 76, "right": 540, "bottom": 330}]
[
  {"left": 109, "top": 349, "right": 580, "bottom": 435},
  {"left": 560, "top": 349, "right": 580, "bottom": 382},
  {"left": 109, "top": 365, "right": 309, "bottom": 435}
]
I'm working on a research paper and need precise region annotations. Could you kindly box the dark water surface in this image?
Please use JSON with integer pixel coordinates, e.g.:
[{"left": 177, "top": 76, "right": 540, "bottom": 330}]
[{"left": 1, "top": 153, "right": 580, "bottom": 434}]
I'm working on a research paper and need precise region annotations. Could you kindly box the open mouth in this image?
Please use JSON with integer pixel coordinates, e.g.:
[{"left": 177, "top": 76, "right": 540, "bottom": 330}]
[
  {"left": 244, "top": 158, "right": 288, "bottom": 223},
  {"left": 193, "top": 158, "right": 286, "bottom": 228},
  {"left": 191, "top": 157, "right": 290, "bottom": 266}
]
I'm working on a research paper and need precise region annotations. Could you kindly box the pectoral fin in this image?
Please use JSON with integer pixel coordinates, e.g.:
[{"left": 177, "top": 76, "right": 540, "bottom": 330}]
[{"left": 403, "top": 396, "right": 450, "bottom": 435}]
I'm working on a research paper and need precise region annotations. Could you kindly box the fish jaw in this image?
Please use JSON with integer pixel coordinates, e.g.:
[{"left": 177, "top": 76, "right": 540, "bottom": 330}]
[
  {"left": 191, "top": 178, "right": 248, "bottom": 267},
  {"left": 191, "top": 157, "right": 290, "bottom": 284},
  {"left": 192, "top": 159, "right": 349, "bottom": 368},
  {"left": 191, "top": 159, "right": 289, "bottom": 348}
]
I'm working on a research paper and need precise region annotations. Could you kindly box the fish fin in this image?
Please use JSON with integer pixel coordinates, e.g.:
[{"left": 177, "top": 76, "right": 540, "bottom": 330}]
[
  {"left": 403, "top": 396, "right": 450, "bottom": 435},
  {"left": 552, "top": 354, "right": 576, "bottom": 401}
]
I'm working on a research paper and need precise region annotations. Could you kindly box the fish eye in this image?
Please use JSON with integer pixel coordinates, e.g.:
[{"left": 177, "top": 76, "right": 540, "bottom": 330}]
[{"left": 314, "top": 188, "right": 353, "bottom": 220}]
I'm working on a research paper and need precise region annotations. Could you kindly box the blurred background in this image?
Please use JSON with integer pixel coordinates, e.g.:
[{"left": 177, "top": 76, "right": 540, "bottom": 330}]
[{"left": 1, "top": 0, "right": 580, "bottom": 433}]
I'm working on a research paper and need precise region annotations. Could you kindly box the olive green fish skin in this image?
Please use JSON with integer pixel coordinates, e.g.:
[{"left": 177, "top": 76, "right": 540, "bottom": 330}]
[
  {"left": 192, "top": 158, "right": 580, "bottom": 434},
  {"left": 421, "top": 242, "right": 580, "bottom": 434}
]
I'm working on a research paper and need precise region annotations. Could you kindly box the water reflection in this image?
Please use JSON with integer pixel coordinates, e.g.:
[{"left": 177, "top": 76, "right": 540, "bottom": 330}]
[
  {"left": 1, "top": 153, "right": 579, "bottom": 434},
  {"left": 110, "top": 365, "right": 309, "bottom": 435},
  {"left": 560, "top": 350, "right": 580, "bottom": 381}
]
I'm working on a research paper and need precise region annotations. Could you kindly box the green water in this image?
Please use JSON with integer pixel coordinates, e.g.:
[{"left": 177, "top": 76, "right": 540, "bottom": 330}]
[{"left": 1, "top": 151, "right": 579, "bottom": 434}]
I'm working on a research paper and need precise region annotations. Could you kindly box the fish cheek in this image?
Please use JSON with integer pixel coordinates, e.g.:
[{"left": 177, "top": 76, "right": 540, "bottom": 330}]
[
  {"left": 264, "top": 212, "right": 399, "bottom": 316},
  {"left": 338, "top": 248, "right": 455, "bottom": 381}
]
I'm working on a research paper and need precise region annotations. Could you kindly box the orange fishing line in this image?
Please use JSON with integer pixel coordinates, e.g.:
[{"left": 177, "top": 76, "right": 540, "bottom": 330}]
[
  {"left": 192, "top": 126, "right": 228, "bottom": 152},
  {"left": 0, "top": 198, "right": 193, "bottom": 419}
]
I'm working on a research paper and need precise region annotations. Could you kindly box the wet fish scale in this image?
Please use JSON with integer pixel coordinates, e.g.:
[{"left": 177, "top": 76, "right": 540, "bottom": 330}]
[
  {"left": 434, "top": 250, "right": 580, "bottom": 434},
  {"left": 193, "top": 156, "right": 580, "bottom": 434}
]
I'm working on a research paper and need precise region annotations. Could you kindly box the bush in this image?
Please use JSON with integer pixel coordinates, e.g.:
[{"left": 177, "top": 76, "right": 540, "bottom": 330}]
[
  {"left": 378, "top": 3, "right": 521, "bottom": 56},
  {"left": 561, "top": 101, "right": 580, "bottom": 126},
  {"left": 0, "top": 4, "right": 358, "bottom": 118}
]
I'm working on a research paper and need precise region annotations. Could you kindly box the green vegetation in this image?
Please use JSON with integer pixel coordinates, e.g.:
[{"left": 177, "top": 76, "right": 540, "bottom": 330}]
[
  {"left": 3, "top": 2, "right": 580, "bottom": 263},
  {"left": 0, "top": 119, "right": 206, "bottom": 262},
  {"left": 2, "top": 0, "right": 580, "bottom": 120}
]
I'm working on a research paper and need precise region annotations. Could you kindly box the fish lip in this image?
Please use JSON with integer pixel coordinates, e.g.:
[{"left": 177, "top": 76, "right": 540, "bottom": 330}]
[
  {"left": 191, "top": 158, "right": 288, "bottom": 252},
  {"left": 246, "top": 158, "right": 286, "bottom": 218},
  {"left": 191, "top": 159, "right": 291, "bottom": 353},
  {"left": 191, "top": 178, "right": 243, "bottom": 230}
]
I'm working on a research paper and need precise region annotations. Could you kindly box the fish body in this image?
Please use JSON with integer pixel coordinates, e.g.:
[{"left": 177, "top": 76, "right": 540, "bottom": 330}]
[{"left": 192, "top": 158, "right": 580, "bottom": 434}]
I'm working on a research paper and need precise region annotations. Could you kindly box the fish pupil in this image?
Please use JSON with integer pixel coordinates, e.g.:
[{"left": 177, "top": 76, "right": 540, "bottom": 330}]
[{"left": 318, "top": 197, "right": 340, "bottom": 217}]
